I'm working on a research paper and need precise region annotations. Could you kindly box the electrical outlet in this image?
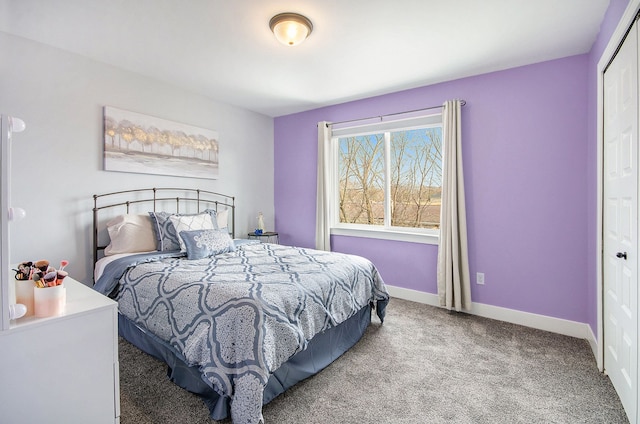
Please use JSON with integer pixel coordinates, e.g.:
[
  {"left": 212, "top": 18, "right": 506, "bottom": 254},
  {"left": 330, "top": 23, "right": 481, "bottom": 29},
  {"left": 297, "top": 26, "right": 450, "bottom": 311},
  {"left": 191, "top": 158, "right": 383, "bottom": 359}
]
[{"left": 476, "top": 272, "right": 485, "bottom": 285}]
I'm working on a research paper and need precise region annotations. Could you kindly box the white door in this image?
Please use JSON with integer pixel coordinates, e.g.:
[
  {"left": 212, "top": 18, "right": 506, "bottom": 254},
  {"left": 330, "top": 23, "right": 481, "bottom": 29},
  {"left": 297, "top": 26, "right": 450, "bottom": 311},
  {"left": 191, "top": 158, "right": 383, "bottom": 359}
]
[{"left": 604, "top": 20, "right": 639, "bottom": 424}]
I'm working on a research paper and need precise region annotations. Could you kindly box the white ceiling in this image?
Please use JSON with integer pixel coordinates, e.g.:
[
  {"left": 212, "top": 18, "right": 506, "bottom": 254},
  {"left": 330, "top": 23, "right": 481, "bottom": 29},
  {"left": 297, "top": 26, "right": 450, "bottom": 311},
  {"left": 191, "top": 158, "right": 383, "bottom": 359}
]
[{"left": 0, "top": 0, "right": 610, "bottom": 117}]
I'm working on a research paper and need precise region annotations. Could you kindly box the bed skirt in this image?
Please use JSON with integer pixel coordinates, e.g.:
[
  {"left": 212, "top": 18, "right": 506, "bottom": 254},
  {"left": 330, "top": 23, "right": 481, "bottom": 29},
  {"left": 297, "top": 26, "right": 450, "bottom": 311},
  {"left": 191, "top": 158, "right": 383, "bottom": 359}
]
[{"left": 118, "top": 303, "right": 373, "bottom": 420}]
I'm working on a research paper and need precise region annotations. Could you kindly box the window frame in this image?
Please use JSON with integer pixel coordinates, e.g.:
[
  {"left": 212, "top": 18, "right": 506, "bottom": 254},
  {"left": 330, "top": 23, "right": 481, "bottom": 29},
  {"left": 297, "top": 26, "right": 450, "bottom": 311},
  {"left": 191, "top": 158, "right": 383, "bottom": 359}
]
[{"left": 329, "top": 113, "right": 442, "bottom": 245}]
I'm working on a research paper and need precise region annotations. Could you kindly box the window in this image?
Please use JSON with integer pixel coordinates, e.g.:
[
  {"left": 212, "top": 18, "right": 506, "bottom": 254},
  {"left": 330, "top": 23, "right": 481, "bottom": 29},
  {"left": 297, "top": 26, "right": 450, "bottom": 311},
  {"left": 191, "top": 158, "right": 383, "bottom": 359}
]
[{"left": 330, "top": 113, "right": 442, "bottom": 243}]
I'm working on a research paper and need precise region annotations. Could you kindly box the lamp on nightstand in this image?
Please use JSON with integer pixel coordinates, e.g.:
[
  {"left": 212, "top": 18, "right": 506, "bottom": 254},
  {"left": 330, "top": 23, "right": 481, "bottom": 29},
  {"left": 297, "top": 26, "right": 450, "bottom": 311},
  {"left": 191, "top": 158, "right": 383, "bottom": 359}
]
[{"left": 257, "top": 212, "right": 265, "bottom": 234}]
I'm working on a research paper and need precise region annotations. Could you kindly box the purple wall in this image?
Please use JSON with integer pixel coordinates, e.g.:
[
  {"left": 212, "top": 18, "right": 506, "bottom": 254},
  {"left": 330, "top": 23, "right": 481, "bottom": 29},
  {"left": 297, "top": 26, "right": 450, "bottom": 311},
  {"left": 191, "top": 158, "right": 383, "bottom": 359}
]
[
  {"left": 275, "top": 55, "right": 592, "bottom": 323},
  {"left": 586, "top": 1, "right": 630, "bottom": 334}
]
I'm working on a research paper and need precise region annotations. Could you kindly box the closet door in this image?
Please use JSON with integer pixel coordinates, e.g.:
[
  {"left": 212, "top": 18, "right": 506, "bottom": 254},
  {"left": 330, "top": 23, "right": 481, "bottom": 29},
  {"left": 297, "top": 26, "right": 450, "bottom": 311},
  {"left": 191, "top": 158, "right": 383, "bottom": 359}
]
[{"left": 603, "top": 19, "right": 639, "bottom": 424}]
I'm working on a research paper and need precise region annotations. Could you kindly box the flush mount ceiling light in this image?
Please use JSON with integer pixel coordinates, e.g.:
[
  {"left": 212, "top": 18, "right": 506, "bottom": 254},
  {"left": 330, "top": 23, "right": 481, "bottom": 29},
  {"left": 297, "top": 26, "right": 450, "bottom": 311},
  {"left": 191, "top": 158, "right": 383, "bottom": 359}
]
[{"left": 269, "top": 12, "right": 313, "bottom": 46}]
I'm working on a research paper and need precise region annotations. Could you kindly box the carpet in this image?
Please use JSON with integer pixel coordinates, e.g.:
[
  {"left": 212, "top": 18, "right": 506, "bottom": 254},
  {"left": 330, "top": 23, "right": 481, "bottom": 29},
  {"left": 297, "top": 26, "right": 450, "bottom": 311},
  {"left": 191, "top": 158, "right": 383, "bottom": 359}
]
[{"left": 118, "top": 297, "right": 629, "bottom": 423}]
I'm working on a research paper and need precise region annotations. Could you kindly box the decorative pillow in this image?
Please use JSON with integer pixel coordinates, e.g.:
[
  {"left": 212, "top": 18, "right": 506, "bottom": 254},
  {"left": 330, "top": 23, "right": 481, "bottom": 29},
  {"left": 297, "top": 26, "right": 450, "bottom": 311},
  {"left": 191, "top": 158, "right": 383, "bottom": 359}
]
[
  {"left": 216, "top": 208, "right": 229, "bottom": 230},
  {"left": 104, "top": 214, "right": 156, "bottom": 256},
  {"left": 169, "top": 213, "right": 216, "bottom": 252},
  {"left": 179, "top": 229, "right": 236, "bottom": 260},
  {"left": 149, "top": 209, "right": 217, "bottom": 251}
]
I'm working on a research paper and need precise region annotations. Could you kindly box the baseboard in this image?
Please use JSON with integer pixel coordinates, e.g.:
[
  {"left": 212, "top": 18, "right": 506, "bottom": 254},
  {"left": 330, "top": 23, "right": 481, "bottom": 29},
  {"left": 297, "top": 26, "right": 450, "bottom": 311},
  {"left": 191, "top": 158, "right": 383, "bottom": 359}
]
[
  {"left": 386, "top": 285, "right": 440, "bottom": 306},
  {"left": 386, "top": 285, "right": 594, "bottom": 341},
  {"left": 586, "top": 325, "right": 598, "bottom": 360}
]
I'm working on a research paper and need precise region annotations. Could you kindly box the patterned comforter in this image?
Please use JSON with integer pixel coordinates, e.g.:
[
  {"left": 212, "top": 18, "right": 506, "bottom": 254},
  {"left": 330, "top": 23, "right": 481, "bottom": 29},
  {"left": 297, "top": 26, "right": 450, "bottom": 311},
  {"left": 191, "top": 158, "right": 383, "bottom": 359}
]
[{"left": 94, "top": 242, "right": 389, "bottom": 424}]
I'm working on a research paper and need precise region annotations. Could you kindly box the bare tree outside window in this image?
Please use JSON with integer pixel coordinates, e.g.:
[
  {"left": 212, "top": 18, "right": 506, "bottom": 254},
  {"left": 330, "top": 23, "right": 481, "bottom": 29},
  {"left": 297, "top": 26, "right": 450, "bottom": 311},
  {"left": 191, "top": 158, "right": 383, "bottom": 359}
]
[
  {"left": 339, "top": 134, "right": 385, "bottom": 225},
  {"left": 390, "top": 127, "right": 442, "bottom": 229},
  {"left": 338, "top": 126, "right": 442, "bottom": 229}
]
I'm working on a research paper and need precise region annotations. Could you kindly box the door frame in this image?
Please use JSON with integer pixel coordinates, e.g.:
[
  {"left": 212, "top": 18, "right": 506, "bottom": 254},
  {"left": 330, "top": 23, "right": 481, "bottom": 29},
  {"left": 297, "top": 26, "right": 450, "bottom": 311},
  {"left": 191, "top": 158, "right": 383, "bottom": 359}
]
[{"left": 597, "top": 0, "right": 640, "bottom": 384}]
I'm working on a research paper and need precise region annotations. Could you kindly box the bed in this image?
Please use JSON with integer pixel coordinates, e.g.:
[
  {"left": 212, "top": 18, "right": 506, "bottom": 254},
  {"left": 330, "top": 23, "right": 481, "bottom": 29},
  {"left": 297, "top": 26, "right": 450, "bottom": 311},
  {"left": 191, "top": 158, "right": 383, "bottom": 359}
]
[{"left": 91, "top": 188, "right": 389, "bottom": 424}]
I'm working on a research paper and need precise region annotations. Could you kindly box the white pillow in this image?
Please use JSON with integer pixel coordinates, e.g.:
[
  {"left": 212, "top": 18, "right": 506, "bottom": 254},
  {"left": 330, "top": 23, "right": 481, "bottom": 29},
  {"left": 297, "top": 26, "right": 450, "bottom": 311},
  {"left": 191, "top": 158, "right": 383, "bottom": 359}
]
[
  {"left": 104, "top": 214, "right": 157, "bottom": 256},
  {"left": 169, "top": 213, "right": 215, "bottom": 252},
  {"left": 216, "top": 208, "right": 229, "bottom": 230}
]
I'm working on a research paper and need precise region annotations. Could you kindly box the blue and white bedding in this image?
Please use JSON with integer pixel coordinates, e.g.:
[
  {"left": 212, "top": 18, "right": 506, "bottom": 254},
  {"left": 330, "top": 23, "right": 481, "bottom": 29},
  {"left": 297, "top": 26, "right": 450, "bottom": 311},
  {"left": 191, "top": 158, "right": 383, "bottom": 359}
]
[{"left": 94, "top": 241, "right": 389, "bottom": 424}]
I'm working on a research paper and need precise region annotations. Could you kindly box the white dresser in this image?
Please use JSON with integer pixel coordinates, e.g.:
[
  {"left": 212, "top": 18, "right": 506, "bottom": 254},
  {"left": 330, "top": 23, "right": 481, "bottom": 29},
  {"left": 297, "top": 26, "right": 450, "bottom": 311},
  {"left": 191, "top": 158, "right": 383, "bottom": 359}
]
[{"left": 0, "top": 277, "right": 120, "bottom": 424}]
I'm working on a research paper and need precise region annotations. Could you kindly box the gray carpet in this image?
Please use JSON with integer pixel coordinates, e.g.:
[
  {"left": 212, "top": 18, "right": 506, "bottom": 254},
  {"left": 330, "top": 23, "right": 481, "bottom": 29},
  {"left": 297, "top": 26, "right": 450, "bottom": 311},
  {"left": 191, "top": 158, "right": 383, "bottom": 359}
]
[{"left": 118, "top": 298, "right": 629, "bottom": 423}]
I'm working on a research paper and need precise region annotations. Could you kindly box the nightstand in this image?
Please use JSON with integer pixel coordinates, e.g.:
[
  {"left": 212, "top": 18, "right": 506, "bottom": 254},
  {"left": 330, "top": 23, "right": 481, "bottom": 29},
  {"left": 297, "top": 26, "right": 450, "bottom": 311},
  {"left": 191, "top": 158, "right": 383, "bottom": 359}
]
[{"left": 248, "top": 231, "right": 279, "bottom": 244}]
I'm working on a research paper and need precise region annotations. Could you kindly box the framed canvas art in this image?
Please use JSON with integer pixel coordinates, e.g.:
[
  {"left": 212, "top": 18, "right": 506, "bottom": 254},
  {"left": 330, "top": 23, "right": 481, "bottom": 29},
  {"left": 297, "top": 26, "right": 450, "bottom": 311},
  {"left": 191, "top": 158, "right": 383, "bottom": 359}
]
[{"left": 104, "top": 106, "right": 219, "bottom": 179}]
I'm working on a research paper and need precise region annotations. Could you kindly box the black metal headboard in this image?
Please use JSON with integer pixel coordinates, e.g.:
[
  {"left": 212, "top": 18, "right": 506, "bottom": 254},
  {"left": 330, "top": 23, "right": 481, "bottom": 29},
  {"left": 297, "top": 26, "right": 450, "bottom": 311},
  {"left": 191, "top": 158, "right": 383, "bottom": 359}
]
[{"left": 92, "top": 187, "right": 235, "bottom": 267}]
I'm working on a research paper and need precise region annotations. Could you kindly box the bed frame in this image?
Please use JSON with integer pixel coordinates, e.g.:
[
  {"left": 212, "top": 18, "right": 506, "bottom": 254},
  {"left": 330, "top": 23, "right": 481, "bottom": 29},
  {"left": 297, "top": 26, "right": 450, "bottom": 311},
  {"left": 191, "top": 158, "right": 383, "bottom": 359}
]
[
  {"left": 92, "top": 187, "right": 374, "bottom": 420},
  {"left": 92, "top": 187, "right": 235, "bottom": 268}
]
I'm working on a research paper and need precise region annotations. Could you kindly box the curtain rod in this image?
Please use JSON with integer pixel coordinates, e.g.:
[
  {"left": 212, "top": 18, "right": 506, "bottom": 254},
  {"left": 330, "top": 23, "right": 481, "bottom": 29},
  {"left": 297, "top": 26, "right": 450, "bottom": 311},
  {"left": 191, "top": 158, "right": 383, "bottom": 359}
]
[{"left": 327, "top": 99, "right": 466, "bottom": 127}]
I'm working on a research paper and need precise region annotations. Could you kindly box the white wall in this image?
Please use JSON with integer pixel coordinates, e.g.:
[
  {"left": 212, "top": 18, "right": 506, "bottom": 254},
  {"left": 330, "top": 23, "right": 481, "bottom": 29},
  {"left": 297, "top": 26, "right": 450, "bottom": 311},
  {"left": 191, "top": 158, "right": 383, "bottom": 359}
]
[{"left": 0, "top": 32, "right": 274, "bottom": 285}]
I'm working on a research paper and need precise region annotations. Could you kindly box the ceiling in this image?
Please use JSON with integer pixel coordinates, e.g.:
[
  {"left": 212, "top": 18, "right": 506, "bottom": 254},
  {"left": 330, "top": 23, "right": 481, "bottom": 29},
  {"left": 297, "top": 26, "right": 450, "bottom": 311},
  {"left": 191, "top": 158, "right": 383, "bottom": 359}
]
[{"left": 0, "top": 0, "right": 610, "bottom": 117}]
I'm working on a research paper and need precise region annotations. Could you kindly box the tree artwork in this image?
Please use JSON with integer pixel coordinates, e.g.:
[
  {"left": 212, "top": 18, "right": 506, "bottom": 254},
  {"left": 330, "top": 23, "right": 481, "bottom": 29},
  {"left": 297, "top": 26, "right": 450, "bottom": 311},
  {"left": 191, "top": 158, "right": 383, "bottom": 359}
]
[{"left": 103, "top": 106, "right": 219, "bottom": 179}]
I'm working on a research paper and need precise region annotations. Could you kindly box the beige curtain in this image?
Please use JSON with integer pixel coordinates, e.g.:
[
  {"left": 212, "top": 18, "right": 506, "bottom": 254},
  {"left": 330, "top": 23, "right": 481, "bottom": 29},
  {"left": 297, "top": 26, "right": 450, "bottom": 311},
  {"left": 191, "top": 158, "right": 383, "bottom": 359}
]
[
  {"left": 437, "top": 100, "right": 471, "bottom": 311},
  {"left": 315, "top": 121, "right": 332, "bottom": 251}
]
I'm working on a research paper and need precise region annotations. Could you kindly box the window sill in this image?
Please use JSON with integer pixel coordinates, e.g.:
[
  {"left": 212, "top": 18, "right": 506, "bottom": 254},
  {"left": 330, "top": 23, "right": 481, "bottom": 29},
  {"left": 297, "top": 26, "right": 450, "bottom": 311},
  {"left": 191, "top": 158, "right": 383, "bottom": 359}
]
[{"left": 330, "top": 227, "right": 439, "bottom": 245}]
